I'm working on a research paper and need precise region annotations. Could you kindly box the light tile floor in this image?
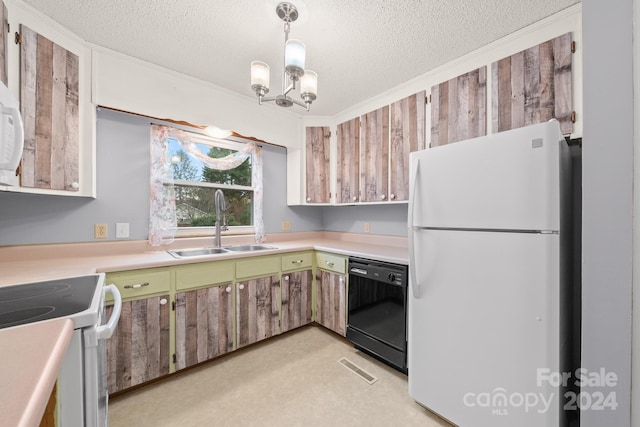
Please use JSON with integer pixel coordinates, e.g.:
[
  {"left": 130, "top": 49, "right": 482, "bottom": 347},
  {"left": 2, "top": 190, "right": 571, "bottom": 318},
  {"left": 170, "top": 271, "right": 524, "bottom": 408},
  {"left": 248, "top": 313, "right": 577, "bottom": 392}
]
[{"left": 109, "top": 325, "right": 453, "bottom": 427}]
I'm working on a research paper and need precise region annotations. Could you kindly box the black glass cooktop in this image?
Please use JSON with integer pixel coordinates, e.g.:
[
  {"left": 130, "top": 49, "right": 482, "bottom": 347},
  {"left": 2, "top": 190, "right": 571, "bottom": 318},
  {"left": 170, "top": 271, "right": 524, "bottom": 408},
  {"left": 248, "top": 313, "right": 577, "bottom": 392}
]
[{"left": 0, "top": 275, "right": 100, "bottom": 329}]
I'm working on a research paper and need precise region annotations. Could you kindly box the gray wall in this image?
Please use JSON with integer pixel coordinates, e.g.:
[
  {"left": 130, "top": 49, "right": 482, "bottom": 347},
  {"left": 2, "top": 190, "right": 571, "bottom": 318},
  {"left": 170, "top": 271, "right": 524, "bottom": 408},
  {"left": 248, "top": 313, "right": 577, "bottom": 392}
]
[
  {"left": 582, "top": 1, "right": 633, "bottom": 426},
  {"left": 0, "top": 108, "right": 411, "bottom": 246},
  {"left": 0, "top": 108, "right": 151, "bottom": 245},
  {"left": 0, "top": 108, "right": 323, "bottom": 246},
  {"left": 321, "top": 204, "right": 408, "bottom": 236}
]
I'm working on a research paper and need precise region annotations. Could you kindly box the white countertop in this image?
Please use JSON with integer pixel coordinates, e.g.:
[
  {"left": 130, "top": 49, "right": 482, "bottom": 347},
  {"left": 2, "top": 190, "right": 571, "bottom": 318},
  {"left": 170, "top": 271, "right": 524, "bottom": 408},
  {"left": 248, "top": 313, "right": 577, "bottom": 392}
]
[{"left": 0, "top": 231, "right": 408, "bottom": 286}]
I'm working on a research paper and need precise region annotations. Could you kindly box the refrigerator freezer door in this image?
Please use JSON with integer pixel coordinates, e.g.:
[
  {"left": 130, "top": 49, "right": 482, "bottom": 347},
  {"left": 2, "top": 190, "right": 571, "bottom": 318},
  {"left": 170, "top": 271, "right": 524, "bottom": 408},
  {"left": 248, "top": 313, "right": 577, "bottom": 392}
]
[
  {"left": 409, "top": 120, "right": 564, "bottom": 231},
  {"left": 408, "top": 229, "right": 560, "bottom": 427}
]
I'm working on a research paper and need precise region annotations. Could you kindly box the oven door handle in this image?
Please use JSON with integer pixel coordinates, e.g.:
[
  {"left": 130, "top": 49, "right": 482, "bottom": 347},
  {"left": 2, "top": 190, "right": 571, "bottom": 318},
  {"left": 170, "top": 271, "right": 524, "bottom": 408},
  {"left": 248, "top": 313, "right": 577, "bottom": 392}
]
[{"left": 97, "top": 284, "right": 122, "bottom": 340}]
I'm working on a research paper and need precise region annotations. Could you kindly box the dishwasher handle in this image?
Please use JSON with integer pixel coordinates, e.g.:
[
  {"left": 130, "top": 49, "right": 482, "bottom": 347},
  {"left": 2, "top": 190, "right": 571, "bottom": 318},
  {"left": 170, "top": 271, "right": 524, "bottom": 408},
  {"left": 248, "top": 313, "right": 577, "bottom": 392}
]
[{"left": 97, "top": 284, "right": 122, "bottom": 340}]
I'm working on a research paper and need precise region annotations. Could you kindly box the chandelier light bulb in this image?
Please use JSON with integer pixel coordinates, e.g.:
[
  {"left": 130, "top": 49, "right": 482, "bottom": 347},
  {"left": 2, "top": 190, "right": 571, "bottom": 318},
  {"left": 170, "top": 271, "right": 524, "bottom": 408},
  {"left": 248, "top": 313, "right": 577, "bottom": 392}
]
[
  {"left": 284, "top": 39, "right": 305, "bottom": 79},
  {"left": 300, "top": 70, "right": 318, "bottom": 100},
  {"left": 250, "top": 61, "right": 270, "bottom": 94}
]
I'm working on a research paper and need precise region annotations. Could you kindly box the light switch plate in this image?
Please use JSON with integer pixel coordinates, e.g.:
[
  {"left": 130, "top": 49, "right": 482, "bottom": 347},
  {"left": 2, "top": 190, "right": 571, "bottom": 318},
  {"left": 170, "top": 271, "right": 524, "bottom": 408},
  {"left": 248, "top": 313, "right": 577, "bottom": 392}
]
[{"left": 116, "top": 223, "right": 130, "bottom": 239}]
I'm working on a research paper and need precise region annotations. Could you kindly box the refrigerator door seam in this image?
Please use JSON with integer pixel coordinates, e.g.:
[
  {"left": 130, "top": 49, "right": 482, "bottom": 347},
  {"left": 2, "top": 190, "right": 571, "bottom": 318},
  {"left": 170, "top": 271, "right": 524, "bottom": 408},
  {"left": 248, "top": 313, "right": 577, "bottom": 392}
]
[{"left": 412, "top": 226, "right": 558, "bottom": 234}]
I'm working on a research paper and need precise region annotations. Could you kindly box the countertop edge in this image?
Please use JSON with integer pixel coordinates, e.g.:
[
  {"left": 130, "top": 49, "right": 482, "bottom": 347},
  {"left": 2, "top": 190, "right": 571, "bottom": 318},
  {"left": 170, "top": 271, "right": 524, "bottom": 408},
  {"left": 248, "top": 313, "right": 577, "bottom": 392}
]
[{"left": 2, "top": 318, "right": 74, "bottom": 427}]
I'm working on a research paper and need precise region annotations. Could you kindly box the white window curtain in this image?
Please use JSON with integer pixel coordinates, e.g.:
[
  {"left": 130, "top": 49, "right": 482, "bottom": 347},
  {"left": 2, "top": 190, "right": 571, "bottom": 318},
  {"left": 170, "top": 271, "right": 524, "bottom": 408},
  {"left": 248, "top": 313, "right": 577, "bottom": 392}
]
[{"left": 149, "top": 125, "right": 264, "bottom": 246}]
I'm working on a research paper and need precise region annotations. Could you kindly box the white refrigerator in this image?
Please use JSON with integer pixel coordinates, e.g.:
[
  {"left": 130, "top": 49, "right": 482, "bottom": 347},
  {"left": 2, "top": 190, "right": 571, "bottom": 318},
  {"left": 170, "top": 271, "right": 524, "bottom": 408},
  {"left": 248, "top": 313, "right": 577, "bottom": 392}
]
[{"left": 407, "top": 120, "right": 579, "bottom": 427}]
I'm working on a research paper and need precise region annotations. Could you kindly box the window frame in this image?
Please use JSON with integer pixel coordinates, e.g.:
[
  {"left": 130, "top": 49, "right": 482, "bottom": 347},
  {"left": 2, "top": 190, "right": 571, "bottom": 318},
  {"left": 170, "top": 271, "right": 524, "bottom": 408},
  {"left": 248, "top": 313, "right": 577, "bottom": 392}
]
[{"left": 165, "top": 132, "right": 256, "bottom": 239}]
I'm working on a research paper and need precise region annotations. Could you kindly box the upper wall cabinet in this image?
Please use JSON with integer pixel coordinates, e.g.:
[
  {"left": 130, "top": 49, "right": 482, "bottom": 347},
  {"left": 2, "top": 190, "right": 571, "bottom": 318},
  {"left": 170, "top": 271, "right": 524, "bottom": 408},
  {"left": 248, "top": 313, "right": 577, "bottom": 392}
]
[
  {"left": 305, "top": 126, "right": 330, "bottom": 204},
  {"left": 326, "top": 90, "right": 426, "bottom": 205},
  {"left": 0, "top": 2, "right": 7, "bottom": 86},
  {"left": 359, "top": 106, "right": 389, "bottom": 203},
  {"left": 0, "top": 0, "right": 95, "bottom": 197},
  {"left": 336, "top": 117, "right": 360, "bottom": 204},
  {"left": 390, "top": 91, "right": 426, "bottom": 201},
  {"left": 19, "top": 25, "right": 79, "bottom": 191},
  {"left": 492, "top": 32, "right": 573, "bottom": 135},
  {"left": 431, "top": 67, "right": 487, "bottom": 147},
  {"left": 288, "top": 8, "right": 580, "bottom": 206}
]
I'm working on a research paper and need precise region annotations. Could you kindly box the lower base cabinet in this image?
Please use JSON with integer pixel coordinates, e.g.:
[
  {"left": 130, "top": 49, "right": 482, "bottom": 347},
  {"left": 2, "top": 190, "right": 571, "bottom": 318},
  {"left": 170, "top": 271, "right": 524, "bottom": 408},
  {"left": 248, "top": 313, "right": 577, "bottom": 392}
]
[
  {"left": 103, "top": 251, "right": 351, "bottom": 396},
  {"left": 315, "top": 270, "right": 347, "bottom": 336},
  {"left": 236, "top": 275, "right": 281, "bottom": 348},
  {"left": 175, "top": 284, "right": 234, "bottom": 370},
  {"left": 281, "top": 270, "right": 313, "bottom": 333},
  {"left": 106, "top": 295, "right": 171, "bottom": 394},
  {"left": 39, "top": 383, "right": 56, "bottom": 427}
]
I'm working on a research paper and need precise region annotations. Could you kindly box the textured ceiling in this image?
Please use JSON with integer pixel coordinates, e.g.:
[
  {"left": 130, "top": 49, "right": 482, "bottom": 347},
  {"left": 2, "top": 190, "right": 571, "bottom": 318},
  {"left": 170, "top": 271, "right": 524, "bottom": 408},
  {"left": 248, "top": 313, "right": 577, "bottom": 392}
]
[{"left": 24, "top": 0, "right": 579, "bottom": 116}]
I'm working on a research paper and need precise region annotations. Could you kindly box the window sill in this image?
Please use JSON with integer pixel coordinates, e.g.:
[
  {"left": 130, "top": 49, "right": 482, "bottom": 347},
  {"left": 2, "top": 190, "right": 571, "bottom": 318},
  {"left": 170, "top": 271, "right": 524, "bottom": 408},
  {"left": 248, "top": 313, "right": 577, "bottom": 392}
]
[{"left": 170, "top": 226, "right": 255, "bottom": 239}]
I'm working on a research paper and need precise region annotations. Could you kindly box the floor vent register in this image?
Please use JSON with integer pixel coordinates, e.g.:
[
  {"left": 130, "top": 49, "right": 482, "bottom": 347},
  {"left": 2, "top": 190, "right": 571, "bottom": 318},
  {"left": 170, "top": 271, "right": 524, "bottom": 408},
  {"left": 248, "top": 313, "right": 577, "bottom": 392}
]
[{"left": 338, "top": 357, "right": 378, "bottom": 385}]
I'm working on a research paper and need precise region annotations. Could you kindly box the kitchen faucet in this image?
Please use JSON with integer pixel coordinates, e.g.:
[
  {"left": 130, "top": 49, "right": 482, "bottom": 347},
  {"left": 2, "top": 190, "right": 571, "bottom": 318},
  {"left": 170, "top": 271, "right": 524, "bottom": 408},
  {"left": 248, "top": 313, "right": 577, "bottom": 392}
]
[{"left": 214, "top": 189, "right": 227, "bottom": 248}]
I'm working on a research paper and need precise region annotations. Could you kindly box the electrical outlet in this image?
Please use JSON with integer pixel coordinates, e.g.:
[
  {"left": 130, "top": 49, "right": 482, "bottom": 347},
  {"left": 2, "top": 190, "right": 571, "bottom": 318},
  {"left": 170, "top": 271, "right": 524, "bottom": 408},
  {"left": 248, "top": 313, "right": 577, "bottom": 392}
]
[
  {"left": 116, "top": 223, "right": 130, "bottom": 239},
  {"left": 94, "top": 224, "right": 108, "bottom": 239},
  {"left": 364, "top": 222, "right": 370, "bottom": 233},
  {"left": 282, "top": 220, "right": 291, "bottom": 231}
]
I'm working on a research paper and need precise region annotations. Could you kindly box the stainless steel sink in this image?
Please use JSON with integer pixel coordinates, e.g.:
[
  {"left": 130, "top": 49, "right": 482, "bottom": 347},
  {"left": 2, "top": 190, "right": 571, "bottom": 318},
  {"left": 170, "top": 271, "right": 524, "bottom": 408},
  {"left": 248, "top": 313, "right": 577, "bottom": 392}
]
[
  {"left": 223, "top": 244, "right": 277, "bottom": 252},
  {"left": 167, "top": 244, "right": 277, "bottom": 258},
  {"left": 167, "top": 247, "right": 229, "bottom": 258}
]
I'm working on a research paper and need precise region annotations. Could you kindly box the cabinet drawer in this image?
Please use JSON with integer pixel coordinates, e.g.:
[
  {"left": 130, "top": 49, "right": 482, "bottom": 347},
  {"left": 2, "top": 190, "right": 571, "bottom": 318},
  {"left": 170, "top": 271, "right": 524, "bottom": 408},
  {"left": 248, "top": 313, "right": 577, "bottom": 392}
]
[
  {"left": 315, "top": 252, "right": 347, "bottom": 274},
  {"left": 281, "top": 252, "right": 313, "bottom": 272},
  {"left": 236, "top": 256, "right": 280, "bottom": 279},
  {"left": 106, "top": 268, "right": 171, "bottom": 300},
  {"left": 175, "top": 261, "right": 235, "bottom": 290}
]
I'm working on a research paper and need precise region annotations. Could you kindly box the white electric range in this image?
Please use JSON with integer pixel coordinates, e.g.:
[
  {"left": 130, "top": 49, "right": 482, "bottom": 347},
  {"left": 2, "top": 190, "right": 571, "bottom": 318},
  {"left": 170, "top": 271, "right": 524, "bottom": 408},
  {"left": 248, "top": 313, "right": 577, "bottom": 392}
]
[{"left": 0, "top": 273, "right": 121, "bottom": 426}]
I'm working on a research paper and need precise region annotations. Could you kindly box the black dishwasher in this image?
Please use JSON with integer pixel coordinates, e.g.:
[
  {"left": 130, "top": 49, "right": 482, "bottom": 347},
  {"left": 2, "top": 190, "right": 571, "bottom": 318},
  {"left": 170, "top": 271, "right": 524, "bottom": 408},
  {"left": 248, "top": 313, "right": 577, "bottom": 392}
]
[{"left": 346, "top": 257, "right": 408, "bottom": 373}]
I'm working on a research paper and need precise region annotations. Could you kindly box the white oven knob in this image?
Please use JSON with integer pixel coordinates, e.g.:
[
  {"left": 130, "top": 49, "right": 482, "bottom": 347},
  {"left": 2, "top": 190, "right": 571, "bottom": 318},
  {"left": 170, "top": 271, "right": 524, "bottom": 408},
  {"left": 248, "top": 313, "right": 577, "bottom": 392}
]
[
  {"left": 226, "top": 286, "right": 231, "bottom": 293},
  {"left": 160, "top": 298, "right": 167, "bottom": 305}
]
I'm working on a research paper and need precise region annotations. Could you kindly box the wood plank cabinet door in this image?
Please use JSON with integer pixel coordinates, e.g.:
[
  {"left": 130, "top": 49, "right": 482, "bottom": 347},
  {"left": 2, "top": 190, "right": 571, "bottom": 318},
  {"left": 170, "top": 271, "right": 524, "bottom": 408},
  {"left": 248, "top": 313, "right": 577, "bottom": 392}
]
[
  {"left": 19, "top": 24, "right": 80, "bottom": 191},
  {"left": 492, "top": 32, "right": 573, "bottom": 135},
  {"left": 236, "top": 275, "right": 281, "bottom": 348},
  {"left": 336, "top": 117, "right": 360, "bottom": 203},
  {"left": 390, "top": 91, "right": 426, "bottom": 201},
  {"left": 281, "top": 270, "right": 313, "bottom": 333},
  {"left": 431, "top": 67, "right": 487, "bottom": 147},
  {"left": 175, "top": 284, "right": 234, "bottom": 370},
  {"left": 0, "top": 2, "right": 7, "bottom": 86},
  {"left": 315, "top": 270, "right": 347, "bottom": 336},
  {"left": 106, "top": 295, "right": 170, "bottom": 394},
  {"left": 360, "top": 106, "right": 390, "bottom": 202},
  {"left": 305, "top": 126, "right": 330, "bottom": 203}
]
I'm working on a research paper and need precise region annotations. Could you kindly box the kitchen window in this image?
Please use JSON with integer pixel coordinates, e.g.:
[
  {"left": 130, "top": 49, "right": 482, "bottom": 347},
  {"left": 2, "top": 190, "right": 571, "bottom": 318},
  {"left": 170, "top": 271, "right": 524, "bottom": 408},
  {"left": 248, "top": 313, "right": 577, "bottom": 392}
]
[{"left": 149, "top": 125, "right": 264, "bottom": 245}]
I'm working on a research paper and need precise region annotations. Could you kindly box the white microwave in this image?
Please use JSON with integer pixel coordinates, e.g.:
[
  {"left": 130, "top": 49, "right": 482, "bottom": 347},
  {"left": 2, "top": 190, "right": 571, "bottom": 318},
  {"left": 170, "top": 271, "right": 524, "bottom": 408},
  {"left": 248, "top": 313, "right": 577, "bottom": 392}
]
[{"left": 0, "top": 81, "right": 23, "bottom": 186}]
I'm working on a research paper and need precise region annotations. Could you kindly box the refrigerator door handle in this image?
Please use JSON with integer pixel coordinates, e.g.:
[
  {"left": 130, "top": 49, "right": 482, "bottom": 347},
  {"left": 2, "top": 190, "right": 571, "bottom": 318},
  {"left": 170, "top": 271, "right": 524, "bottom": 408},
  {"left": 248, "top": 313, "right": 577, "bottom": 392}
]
[{"left": 409, "top": 157, "right": 421, "bottom": 299}]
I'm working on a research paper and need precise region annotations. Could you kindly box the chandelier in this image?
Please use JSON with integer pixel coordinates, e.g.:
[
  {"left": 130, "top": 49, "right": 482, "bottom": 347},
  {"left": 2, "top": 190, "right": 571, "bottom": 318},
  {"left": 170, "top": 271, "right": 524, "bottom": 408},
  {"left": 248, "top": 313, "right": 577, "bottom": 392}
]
[{"left": 250, "top": 2, "right": 318, "bottom": 111}]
